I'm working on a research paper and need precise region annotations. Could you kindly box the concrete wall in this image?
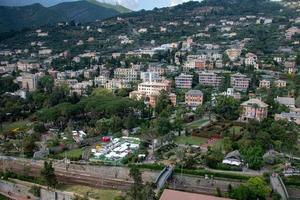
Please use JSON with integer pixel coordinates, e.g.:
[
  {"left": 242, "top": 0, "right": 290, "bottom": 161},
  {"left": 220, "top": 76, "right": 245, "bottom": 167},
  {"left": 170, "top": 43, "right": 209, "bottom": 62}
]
[
  {"left": 0, "top": 180, "right": 74, "bottom": 200},
  {"left": 0, "top": 180, "right": 37, "bottom": 199},
  {"left": 41, "top": 189, "right": 73, "bottom": 200}
]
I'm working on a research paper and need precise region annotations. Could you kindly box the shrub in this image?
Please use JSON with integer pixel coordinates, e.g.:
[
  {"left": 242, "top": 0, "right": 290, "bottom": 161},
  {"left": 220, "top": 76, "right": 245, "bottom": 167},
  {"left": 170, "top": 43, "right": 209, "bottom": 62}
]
[{"left": 30, "top": 185, "right": 41, "bottom": 197}]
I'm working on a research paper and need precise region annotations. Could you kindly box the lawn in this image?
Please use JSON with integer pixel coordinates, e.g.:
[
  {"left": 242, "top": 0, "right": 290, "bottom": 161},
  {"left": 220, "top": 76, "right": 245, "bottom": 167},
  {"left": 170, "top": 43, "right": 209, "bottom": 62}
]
[
  {"left": 175, "top": 136, "right": 208, "bottom": 146},
  {"left": 211, "top": 139, "right": 224, "bottom": 151},
  {"left": 1, "top": 119, "right": 32, "bottom": 133},
  {"left": 60, "top": 185, "right": 123, "bottom": 199},
  {"left": 229, "top": 126, "right": 243, "bottom": 134},
  {"left": 185, "top": 118, "right": 210, "bottom": 129},
  {"left": 57, "top": 148, "right": 83, "bottom": 160}
]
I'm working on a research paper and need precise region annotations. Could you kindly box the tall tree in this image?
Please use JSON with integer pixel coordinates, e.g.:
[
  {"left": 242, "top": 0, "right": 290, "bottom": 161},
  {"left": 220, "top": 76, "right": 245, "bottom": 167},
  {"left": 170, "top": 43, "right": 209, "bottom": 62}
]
[
  {"left": 241, "top": 145, "right": 264, "bottom": 170},
  {"left": 41, "top": 161, "right": 57, "bottom": 188},
  {"left": 214, "top": 96, "right": 240, "bottom": 120},
  {"left": 127, "top": 166, "right": 144, "bottom": 200},
  {"left": 155, "top": 90, "right": 172, "bottom": 114}
]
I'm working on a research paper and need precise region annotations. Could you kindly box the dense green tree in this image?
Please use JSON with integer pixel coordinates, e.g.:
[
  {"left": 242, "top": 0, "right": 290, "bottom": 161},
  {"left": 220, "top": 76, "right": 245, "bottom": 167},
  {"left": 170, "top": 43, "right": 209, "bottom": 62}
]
[
  {"left": 247, "top": 177, "right": 272, "bottom": 199},
  {"left": 154, "top": 116, "right": 172, "bottom": 135},
  {"left": 33, "top": 122, "right": 46, "bottom": 134},
  {"left": 230, "top": 184, "right": 254, "bottom": 200},
  {"left": 155, "top": 90, "right": 172, "bottom": 114},
  {"left": 96, "top": 118, "right": 111, "bottom": 133},
  {"left": 92, "top": 88, "right": 114, "bottom": 97},
  {"left": 41, "top": 161, "right": 57, "bottom": 188},
  {"left": 22, "top": 134, "right": 39, "bottom": 157},
  {"left": 205, "top": 148, "right": 224, "bottom": 168},
  {"left": 195, "top": 105, "right": 205, "bottom": 118},
  {"left": 0, "top": 76, "right": 19, "bottom": 95},
  {"left": 127, "top": 166, "right": 144, "bottom": 200},
  {"left": 230, "top": 177, "right": 271, "bottom": 200},
  {"left": 296, "top": 54, "right": 300, "bottom": 66},
  {"left": 213, "top": 96, "right": 240, "bottom": 120},
  {"left": 124, "top": 114, "right": 137, "bottom": 131},
  {"left": 38, "top": 75, "right": 54, "bottom": 93},
  {"left": 143, "top": 182, "right": 157, "bottom": 200},
  {"left": 241, "top": 145, "right": 264, "bottom": 170}
]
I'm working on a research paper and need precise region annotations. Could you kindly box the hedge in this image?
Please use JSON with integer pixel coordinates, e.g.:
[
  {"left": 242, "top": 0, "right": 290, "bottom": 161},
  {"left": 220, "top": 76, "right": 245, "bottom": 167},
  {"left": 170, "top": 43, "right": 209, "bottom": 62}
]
[
  {"left": 128, "top": 163, "right": 165, "bottom": 171},
  {"left": 173, "top": 168, "right": 251, "bottom": 180},
  {"left": 283, "top": 176, "right": 300, "bottom": 186},
  {"left": 129, "top": 163, "right": 252, "bottom": 180}
]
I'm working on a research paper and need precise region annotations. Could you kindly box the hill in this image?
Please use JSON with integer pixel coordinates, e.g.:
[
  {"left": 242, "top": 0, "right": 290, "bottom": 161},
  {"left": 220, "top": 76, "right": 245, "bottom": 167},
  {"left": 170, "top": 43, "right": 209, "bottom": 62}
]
[
  {"left": 0, "top": 0, "right": 131, "bottom": 11},
  {"left": 49, "top": 1, "right": 120, "bottom": 23},
  {"left": 0, "top": 3, "right": 64, "bottom": 32},
  {"left": 85, "top": 0, "right": 131, "bottom": 13},
  {"left": 0, "top": 0, "right": 298, "bottom": 51},
  {"left": 0, "top": 0, "right": 130, "bottom": 32}
]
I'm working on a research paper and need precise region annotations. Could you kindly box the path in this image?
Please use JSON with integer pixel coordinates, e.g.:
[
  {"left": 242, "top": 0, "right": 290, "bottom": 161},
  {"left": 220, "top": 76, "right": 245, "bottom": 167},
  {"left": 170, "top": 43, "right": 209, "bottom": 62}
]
[{"left": 270, "top": 174, "right": 289, "bottom": 200}]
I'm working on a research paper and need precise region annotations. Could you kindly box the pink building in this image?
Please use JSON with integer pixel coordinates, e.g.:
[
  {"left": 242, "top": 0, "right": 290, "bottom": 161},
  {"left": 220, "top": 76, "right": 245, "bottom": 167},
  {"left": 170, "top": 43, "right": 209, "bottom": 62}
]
[
  {"left": 231, "top": 73, "right": 250, "bottom": 92},
  {"left": 185, "top": 90, "right": 203, "bottom": 108},
  {"left": 175, "top": 73, "right": 193, "bottom": 89},
  {"left": 240, "top": 98, "right": 268, "bottom": 122},
  {"left": 199, "top": 71, "right": 222, "bottom": 88},
  {"left": 149, "top": 93, "right": 176, "bottom": 108}
]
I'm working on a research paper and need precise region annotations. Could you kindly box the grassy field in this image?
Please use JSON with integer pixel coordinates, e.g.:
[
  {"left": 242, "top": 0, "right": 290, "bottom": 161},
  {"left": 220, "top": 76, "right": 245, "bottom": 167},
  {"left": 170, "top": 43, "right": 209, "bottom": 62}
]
[
  {"left": 60, "top": 185, "right": 123, "bottom": 199},
  {"left": 1, "top": 120, "right": 32, "bottom": 133},
  {"left": 175, "top": 136, "right": 208, "bottom": 146},
  {"left": 185, "top": 118, "right": 210, "bottom": 129},
  {"left": 211, "top": 139, "right": 224, "bottom": 151},
  {"left": 57, "top": 148, "right": 83, "bottom": 160},
  {"left": 228, "top": 126, "right": 243, "bottom": 134}
]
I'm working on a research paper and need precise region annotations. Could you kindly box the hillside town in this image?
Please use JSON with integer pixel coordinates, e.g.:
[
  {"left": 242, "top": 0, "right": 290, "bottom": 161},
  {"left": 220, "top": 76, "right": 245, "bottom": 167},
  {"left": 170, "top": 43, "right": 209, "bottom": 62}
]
[{"left": 0, "top": 0, "right": 300, "bottom": 199}]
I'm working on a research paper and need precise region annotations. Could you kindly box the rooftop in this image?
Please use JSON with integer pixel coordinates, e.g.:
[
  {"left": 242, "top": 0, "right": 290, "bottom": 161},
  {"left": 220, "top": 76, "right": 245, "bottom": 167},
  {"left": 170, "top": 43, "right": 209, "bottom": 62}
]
[
  {"left": 160, "top": 189, "right": 231, "bottom": 200},
  {"left": 186, "top": 90, "right": 203, "bottom": 96},
  {"left": 274, "top": 97, "right": 295, "bottom": 106},
  {"left": 241, "top": 98, "right": 268, "bottom": 108}
]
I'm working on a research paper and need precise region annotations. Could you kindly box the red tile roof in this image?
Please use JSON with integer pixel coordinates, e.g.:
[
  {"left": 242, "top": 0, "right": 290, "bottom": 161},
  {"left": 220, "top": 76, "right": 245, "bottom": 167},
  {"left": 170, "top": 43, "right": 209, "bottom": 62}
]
[{"left": 160, "top": 189, "right": 231, "bottom": 200}]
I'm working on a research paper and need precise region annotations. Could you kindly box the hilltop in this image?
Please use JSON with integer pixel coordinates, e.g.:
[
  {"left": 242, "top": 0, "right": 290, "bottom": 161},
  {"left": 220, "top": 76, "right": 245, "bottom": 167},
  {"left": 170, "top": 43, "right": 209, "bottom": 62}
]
[{"left": 0, "top": 0, "right": 130, "bottom": 32}]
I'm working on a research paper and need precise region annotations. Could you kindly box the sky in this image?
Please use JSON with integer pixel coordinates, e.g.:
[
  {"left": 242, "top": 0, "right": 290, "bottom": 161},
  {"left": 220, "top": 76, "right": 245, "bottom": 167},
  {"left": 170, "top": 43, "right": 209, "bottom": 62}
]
[
  {"left": 0, "top": 0, "right": 202, "bottom": 10},
  {"left": 103, "top": 0, "right": 202, "bottom": 10},
  {"left": 0, "top": 0, "right": 281, "bottom": 10}
]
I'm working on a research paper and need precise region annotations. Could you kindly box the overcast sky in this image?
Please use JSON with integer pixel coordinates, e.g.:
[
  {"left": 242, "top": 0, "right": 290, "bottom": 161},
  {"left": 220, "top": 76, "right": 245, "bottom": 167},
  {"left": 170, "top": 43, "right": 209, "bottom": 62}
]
[
  {"left": 0, "top": 0, "right": 202, "bottom": 10},
  {"left": 102, "top": 0, "right": 202, "bottom": 10},
  {"left": 0, "top": 0, "right": 281, "bottom": 10}
]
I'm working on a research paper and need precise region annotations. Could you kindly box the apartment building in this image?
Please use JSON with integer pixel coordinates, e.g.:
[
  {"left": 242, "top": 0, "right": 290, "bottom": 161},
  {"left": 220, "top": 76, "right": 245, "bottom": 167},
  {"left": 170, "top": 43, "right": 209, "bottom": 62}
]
[
  {"left": 149, "top": 93, "right": 177, "bottom": 108},
  {"left": 21, "top": 73, "right": 39, "bottom": 92},
  {"left": 94, "top": 76, "right": 108, "bottom": 87},
  {"left": 240, "top": 98, "right": 268, "bottom": 122},
  {"left": 105, "top": 79, "right": 129, "bottom": 90},
  {"left": 275, "top": 108, "right": 300, "bottom": 125},
  {"left": 175, "top": 74, "right": 193, "bottom": 89},
  {"left": 259, "top": 80, "right": 271, "bottom": 89},
  {"left": 148, "top": 66, "right": 165, "bottom": 75},
  {"left": 199, "top": 71, "right": 222, "bottom": 87},
  {"left": 225, "top": 48, "right": 241, "bottom": 61},
  {"left": 185, "top": 90, "right": 203, "bottom": 108},
  {"left": 137, "top": 80, "right": 171, "bottom": 96},
  {"left": 274, "top": 97, "right": 295, "bottom": 108},
  {"left": 230, "top": 73, "right": 250, "bottom": 91},
  {"left": 114, "top": 68, "right": 139, "bottom": 82},
  {"left": 274, "top": 80, "right": 287, "bottom": 88},
  {"left": 141, "top": 72, "right": 162, "bottom": 82}
]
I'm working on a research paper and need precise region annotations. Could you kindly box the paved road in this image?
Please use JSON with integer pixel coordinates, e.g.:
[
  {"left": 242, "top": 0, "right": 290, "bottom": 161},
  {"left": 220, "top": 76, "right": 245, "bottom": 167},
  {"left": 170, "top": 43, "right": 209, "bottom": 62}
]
[{"left": 270, "top": 175, "right": 289, "bottom": 200}]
